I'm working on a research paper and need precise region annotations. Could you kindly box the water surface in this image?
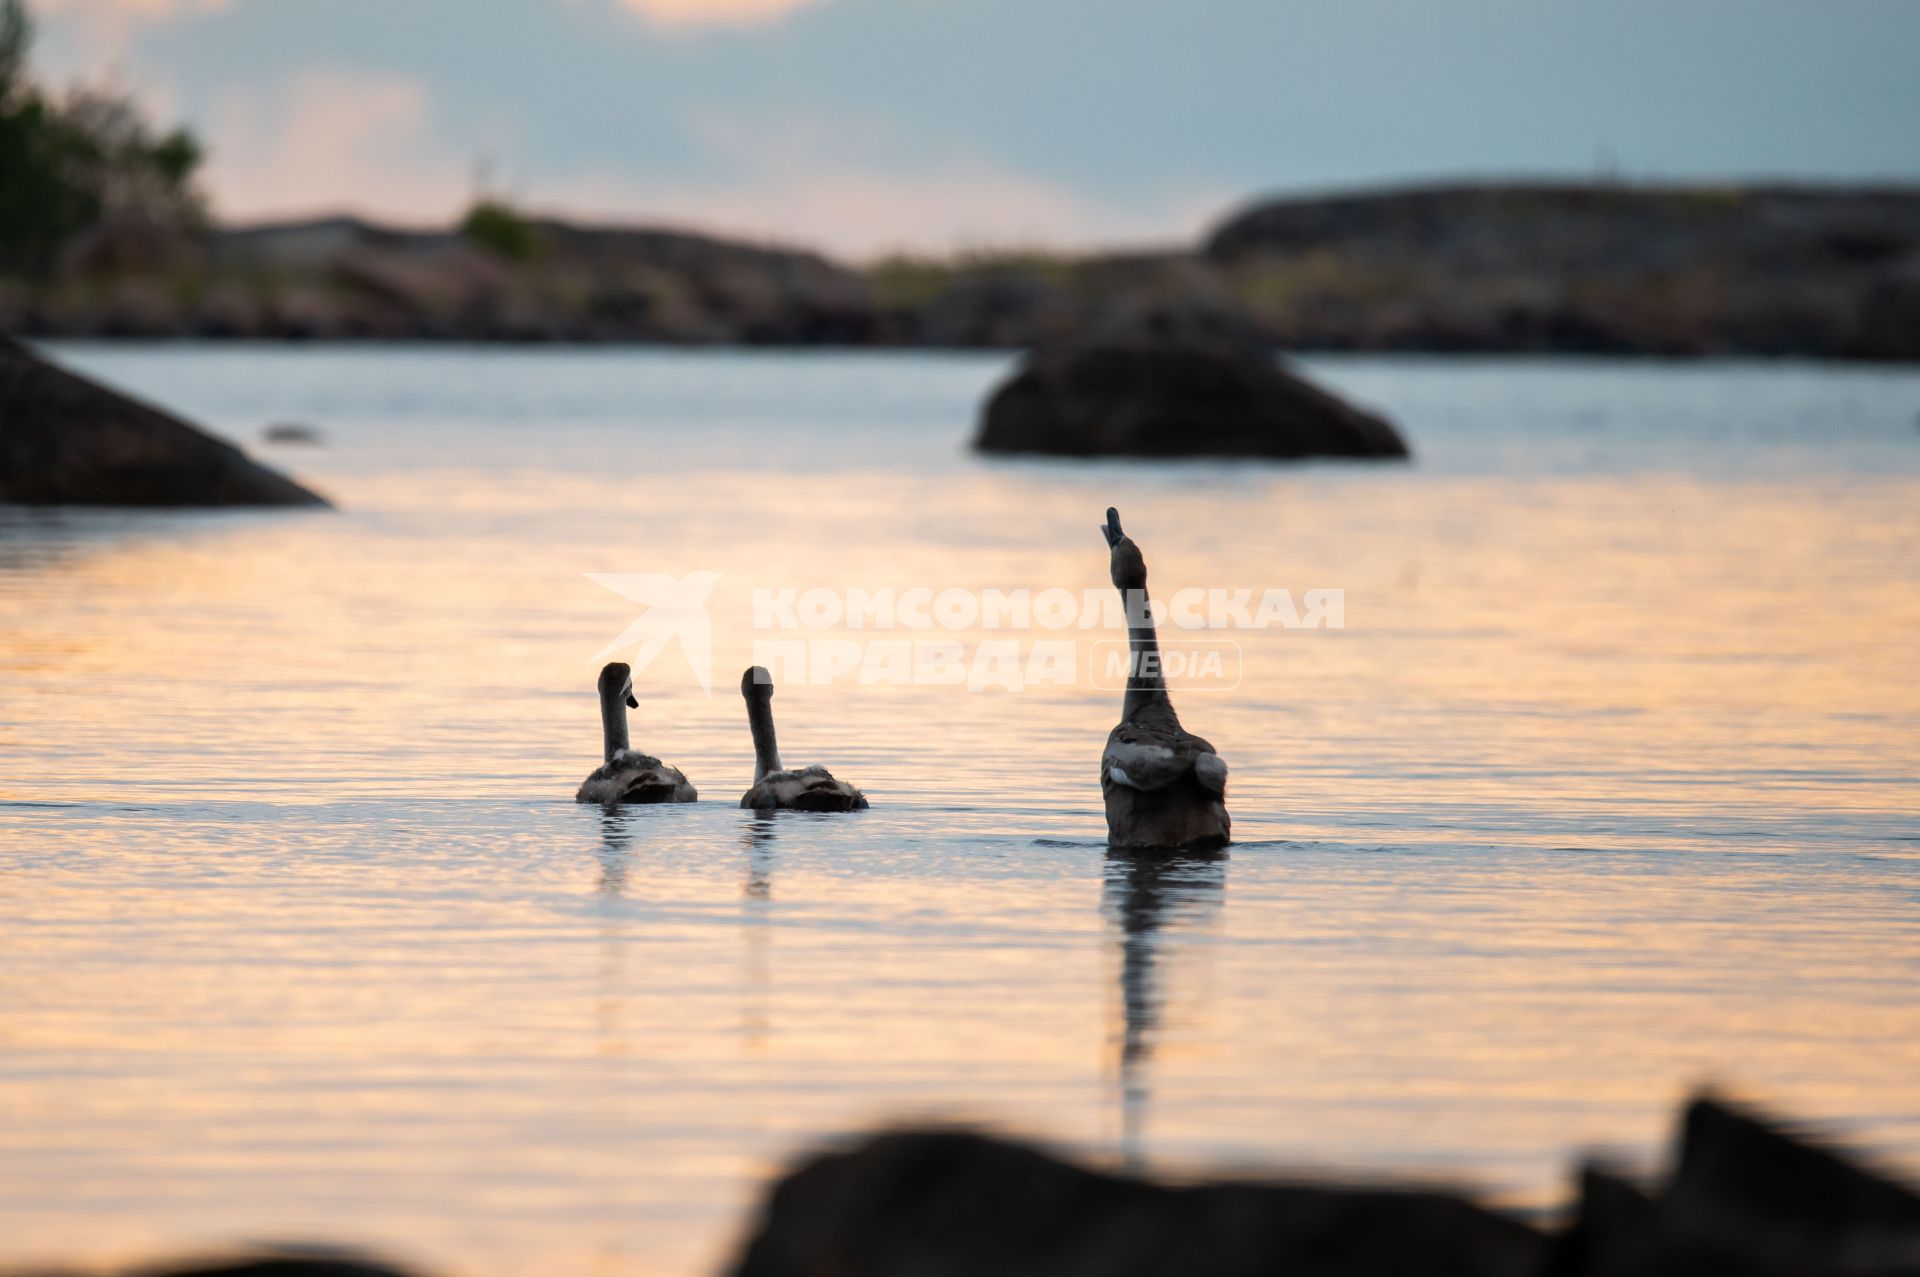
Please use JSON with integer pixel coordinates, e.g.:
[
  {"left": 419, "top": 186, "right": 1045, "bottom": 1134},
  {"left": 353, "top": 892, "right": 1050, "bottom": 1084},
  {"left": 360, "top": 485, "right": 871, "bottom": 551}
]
[{"left": 3, "top": 345, "right": 1919, "bottom": 1275}]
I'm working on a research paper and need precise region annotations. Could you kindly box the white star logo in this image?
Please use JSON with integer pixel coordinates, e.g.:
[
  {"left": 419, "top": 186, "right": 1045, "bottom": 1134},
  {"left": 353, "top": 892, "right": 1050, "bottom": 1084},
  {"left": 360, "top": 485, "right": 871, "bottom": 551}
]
[{"left": 587, "top": 571, "right": 721, "bottom": 696}]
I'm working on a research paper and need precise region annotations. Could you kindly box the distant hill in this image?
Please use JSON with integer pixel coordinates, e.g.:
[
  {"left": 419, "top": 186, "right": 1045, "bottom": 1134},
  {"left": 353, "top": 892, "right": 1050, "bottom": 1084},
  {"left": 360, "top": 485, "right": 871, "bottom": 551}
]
[
  {"left": 2, "top": 213, "right": 875, "bottom": 343},
  {"left": 1203, "top": 183, "right": 1920, "bottom": 358}
]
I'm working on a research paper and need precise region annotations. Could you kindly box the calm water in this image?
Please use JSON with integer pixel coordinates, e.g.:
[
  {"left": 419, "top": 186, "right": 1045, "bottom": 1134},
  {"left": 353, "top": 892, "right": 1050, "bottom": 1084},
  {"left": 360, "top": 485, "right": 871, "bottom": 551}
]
[{"left": 3, "top": 344, "right": 1919, "bottom": 1275}]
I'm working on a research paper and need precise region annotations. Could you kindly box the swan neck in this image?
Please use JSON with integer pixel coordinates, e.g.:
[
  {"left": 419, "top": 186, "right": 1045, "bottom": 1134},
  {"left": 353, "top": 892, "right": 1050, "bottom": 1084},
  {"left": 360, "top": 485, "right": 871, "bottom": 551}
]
[
  {"left": 747, "top": 697, "right": 782, "bottom": 782},
  {"left": 600, "top": 685, "right": 630, "bottom": 765},
  {"left": 1121, "top": 585, "right": 1172, "bottom": 719}
]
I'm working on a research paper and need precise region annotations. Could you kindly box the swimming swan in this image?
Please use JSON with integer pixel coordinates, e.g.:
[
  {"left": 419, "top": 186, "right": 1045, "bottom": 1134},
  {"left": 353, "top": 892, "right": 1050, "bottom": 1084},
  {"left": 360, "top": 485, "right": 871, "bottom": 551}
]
[
  {"left": 738, "top": 666, "right": 868, "bottom": 811},
  {"left": 575, "top": 661, "right": 698, "bottom": 805},
  {"left": 1098, "top": 507, "right": 1230, "bottom": 849}
]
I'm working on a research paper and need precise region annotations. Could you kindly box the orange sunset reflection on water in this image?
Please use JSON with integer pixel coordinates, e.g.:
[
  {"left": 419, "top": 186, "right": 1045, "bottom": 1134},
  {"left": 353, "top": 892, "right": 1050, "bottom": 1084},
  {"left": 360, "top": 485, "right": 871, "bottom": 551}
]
[{"left": 2, "top": 347, "right": 1919, "bottom": 1276}]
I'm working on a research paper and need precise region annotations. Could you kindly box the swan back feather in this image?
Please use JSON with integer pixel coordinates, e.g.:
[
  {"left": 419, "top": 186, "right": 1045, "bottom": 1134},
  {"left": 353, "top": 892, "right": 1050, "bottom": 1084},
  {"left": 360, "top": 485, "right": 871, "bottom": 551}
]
[
  {"left": 740, "top": 764, "right": 868, "bottom": 812},
  {"left": 577, "top": 749, "right": 699, "bottom": 806}
]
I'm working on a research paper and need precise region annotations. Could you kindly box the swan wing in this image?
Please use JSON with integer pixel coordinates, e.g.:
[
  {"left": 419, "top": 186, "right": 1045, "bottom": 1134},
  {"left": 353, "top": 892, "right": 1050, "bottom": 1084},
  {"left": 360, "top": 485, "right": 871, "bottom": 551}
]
[
  {"left": 1103, "top": 741, "right": 1187, "bottom": 791},
  {"left": 1103, "top": 730, "right": 1228, "bottom": 794}
]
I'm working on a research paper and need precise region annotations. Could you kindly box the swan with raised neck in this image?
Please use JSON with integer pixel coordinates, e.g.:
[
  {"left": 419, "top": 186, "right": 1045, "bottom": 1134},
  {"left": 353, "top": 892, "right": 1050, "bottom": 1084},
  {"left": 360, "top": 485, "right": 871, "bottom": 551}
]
[{"left": 1098, "top": 507, "right": 1229, "bottom": 849}]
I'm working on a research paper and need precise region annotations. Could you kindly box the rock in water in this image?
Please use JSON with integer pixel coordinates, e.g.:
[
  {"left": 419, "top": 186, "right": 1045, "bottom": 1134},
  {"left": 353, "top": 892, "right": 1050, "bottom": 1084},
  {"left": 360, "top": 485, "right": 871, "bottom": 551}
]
[
  {"left": 974, "top": 302, "right": 1409, "bottom": 460},
  {"left": 0, "top": 336, "right": 329, "bottom": 506},
  {"left": 261, "top": 422, "right": 325, "bottom": 446}
]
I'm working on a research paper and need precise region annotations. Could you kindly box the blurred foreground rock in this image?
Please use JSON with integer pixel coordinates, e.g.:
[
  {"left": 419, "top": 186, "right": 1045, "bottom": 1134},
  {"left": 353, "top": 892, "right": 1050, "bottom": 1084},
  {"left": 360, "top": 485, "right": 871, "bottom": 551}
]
[
  {"left": 729, "top": 1127, "right": 1542, "bottom": 1277},
  {"left": 730, "top": 1097, "right": 1920, "bottom": 1277},
  {"left": 1555, "top": 1098, "right": 1920, "bottom": 1275},
  {"left": 975, "top": 301, "right": 1409, "bottom": 460},
  {"left": 0, "top": 335, "right": 329, "bottom": 506},
  {"left": 129, "top": 1260, "right": 419, "bottom": 1277},
  {"left": 26, "top": 1255, "right": 420, "bottom": 1277}
]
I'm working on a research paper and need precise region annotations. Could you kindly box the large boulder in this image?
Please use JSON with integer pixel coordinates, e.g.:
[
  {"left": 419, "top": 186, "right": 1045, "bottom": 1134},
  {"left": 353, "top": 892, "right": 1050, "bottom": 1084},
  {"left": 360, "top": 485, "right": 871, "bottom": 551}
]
[
  {"left": 975, "top": 302, "right": 1409, "bottom": 460},
  {"left": 0, "top": 336, "right": 329, "bottom": 506}
]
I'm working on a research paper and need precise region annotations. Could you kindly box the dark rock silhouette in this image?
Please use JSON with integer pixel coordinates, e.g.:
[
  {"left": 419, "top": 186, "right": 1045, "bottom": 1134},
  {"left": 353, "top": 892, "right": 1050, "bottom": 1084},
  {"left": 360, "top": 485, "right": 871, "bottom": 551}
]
[
  {"left": 975, "top": 302, "right": 1409, "bottom": 460},
  {"left": 1672, "top": 1097, "right": 1920, "bottom": 1240},
  {"left": 24, "top": 1255, "right": 421, "bottom": 1277},
  {"left": 727, "top": 1128, "right": 1546, "bottom": 1277},
  {"left": 127, "top": 1259, "right": 420, "bottom": 1277},
  {"left": 732, "top": 1097, "right": 1920, "bottom": 1277},
  {"left": 1552, "top": 1097, "right": 1920, "bottom": 1275},
  {"left": 0, "top": 336, "right": 329, "bottom": 506}
]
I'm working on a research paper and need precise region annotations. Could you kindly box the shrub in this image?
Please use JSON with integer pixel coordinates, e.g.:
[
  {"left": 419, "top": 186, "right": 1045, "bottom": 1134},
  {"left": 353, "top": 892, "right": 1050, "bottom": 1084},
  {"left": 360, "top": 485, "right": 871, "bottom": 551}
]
[{"left": 460, "top": 199, "right": 540, "bottom": 263}]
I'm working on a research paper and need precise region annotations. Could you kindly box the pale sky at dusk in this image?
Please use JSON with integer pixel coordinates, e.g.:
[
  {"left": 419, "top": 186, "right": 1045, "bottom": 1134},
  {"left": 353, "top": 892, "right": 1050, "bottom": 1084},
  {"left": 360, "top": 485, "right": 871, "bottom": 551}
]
[{"left": 25, "top": 0, "right": 1920, "bottom": 258}]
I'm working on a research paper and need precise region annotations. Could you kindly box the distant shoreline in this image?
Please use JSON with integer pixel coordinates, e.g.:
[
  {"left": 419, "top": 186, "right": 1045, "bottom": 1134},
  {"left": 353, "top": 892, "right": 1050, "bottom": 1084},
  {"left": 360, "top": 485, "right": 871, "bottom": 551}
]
[{"left": 5, "top": 180, "right": 1917, "bottom": 361}]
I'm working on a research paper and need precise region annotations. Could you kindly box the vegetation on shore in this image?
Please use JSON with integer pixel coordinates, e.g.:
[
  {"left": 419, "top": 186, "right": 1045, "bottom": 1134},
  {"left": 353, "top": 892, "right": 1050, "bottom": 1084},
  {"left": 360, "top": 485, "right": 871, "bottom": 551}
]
[{"left": 0, "top": 0, "right": 203, "bottom": 278}]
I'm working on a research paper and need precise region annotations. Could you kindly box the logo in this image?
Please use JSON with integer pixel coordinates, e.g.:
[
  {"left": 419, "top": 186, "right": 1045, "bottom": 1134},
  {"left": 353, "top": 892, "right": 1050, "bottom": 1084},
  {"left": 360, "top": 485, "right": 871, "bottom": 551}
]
[
  {"left": 588, "top": 571, "right": 721, "bottom": 695},
  {"left": 589, "top": 577, "right": 1342, "bottom": 692}
]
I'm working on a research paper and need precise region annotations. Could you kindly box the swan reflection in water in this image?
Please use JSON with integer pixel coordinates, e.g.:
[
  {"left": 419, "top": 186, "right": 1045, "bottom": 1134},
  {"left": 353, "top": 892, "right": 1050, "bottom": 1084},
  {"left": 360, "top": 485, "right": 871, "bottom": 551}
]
[
  {"left": 592, "top": 809, "right": 641, "bottom": 1070},
  {"left": 739, "top": 815, "right": 780, "bottom": 1047},
  {"left": 595, "top": 808, "right": 637, "bottom": 899},
  {"left": 1101, "top": 846, "right": 1227, "bottom": 1166},
  {"left": 741, "top": 814, "right": 778, "bottom": 901}
]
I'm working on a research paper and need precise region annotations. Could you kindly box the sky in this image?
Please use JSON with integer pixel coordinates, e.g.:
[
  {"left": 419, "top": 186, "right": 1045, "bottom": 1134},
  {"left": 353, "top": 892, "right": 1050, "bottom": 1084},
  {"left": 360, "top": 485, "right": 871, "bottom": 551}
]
[{"left": 24, "top": 0, "right": 1920, "bottom": 259}]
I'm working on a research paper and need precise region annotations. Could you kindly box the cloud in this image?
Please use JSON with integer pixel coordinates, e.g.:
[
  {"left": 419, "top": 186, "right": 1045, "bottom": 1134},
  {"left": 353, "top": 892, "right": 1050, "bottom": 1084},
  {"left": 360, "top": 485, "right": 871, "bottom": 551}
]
[
  {"left": 188, "top": 71, "right": 1221, "bottom": 254},
  {"left": 27, "top": 0, "right": 234, "bottom": 62},
  {"left": 30, "top": 0, "right": 231, "bottom": 14},
  {"left": 201, "top": 68, "right": 474, "bottom": 223},
  {"left": 533, "top": 107, "right": 1229, "bottom": 257},
  {"left": 609, "top": 0, "right": 828, "bottom": 31},
  {"left": 27, "top": 0, "right": 233, "bottom": 44}
]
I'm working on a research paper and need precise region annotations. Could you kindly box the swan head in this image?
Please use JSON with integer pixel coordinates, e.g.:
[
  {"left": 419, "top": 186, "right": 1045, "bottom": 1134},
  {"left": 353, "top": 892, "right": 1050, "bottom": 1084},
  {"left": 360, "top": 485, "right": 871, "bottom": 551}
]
[
  {"left": 741, "top": 665, "right": 775, "bottom": 703},
  {"left": 599, "top": 661, "right": 639, "bottom": 709},
  {"left": 1104, "top": 507, "right": 1148, "bottom": 591}
]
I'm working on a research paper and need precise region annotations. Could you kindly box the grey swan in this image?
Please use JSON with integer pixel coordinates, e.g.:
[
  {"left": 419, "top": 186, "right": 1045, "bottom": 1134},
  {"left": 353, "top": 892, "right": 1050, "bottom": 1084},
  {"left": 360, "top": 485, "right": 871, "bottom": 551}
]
[
  {"left": 738, "top": 666, "right": 868, "bottom": 811},
  {"left": 1098, "top": 507, "right": 1230, "bottom": 849},
  {"left": 574, "top": 661, "right": 698, "bottom": 805}
]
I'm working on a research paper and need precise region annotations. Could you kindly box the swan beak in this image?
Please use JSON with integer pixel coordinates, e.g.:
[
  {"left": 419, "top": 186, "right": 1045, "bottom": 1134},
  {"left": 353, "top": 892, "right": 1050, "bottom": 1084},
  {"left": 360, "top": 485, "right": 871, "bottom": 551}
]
[
  {"left": 625, "top": 687, "right": 639, "bottom": 709},
  {"left": 1102, "top": 506, "right": 1124, "bottom": 548}
]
